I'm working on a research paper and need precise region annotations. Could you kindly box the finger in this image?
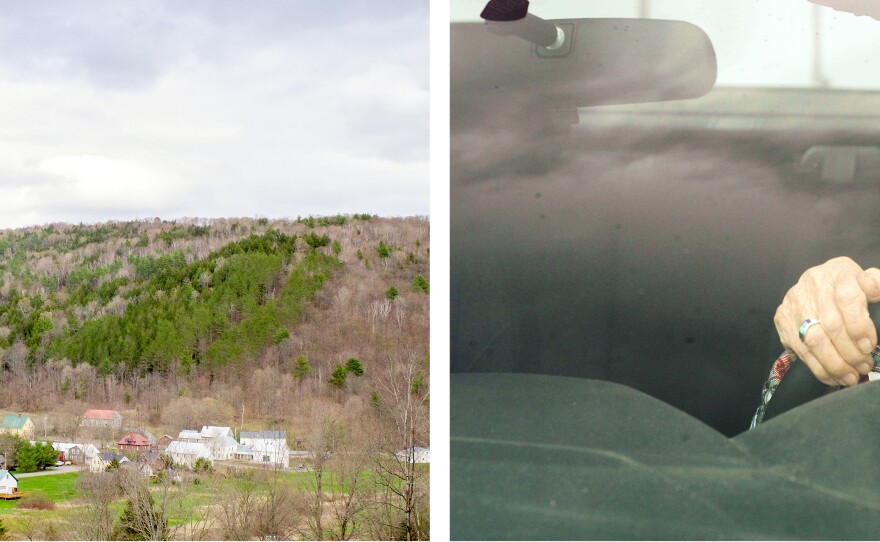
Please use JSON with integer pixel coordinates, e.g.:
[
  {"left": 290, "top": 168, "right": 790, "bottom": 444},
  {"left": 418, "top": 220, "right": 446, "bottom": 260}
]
[
  {"left": 776, "top": 305, "right": 834, "bottom": 384},
  {"left": 818, "top": 277, "right": 874, "bottom": 363},
  {"left": 800, "top": 323, "right": 860, "bottom": 386},
  {"left": 859, "top": 268, "right": 880, "bottom": 303},
  {"left": 787, "top": 341, "right": 834, "bottom": 385}
]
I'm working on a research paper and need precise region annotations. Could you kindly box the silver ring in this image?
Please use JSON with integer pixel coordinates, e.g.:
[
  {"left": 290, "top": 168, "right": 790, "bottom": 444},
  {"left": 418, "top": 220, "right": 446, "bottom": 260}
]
[{"left": 799, "top": 318, "right": 821, "bottom": 342}]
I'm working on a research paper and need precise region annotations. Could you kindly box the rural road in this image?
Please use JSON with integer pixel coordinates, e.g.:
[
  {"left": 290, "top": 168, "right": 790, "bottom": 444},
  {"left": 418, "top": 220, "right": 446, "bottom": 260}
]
[{"left": 14, "top": 465, "right": 83, "bottom": 478}]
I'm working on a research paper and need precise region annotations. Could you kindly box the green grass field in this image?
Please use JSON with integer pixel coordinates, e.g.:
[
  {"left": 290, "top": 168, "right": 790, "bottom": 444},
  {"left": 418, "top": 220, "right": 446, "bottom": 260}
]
[{"left": 0, "top": 472, "right": 79, "bottom": 511}]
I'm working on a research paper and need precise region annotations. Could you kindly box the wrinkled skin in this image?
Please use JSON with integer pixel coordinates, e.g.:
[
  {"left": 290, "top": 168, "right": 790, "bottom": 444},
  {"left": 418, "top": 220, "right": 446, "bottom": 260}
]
[{"left": 775, "top": 257, "right": 880, "bottom": 386}]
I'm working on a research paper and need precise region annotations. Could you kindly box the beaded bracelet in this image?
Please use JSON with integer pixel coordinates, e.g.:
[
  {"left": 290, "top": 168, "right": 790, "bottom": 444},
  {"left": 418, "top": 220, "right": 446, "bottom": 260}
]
[{"left": 750, "top": 345, "right": 880, "bottom": 429}]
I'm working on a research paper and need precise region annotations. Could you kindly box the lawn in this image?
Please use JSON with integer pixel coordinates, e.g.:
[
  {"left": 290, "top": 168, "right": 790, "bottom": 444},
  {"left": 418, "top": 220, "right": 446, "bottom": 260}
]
[{"left": 0, "top": 472, "right": 79, "bottom": 511}]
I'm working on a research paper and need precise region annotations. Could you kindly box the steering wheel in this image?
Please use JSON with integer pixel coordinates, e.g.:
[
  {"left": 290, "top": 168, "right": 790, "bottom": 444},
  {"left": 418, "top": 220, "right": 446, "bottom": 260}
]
[{"left": 752, "top": 305, "right": 880, "bottom": 427}]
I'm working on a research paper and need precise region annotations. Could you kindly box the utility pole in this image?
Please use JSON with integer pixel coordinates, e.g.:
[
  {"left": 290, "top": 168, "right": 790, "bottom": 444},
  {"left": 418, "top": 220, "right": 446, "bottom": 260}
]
[{"left": 639, "top": 0, "right": 650, "bottom": 18}]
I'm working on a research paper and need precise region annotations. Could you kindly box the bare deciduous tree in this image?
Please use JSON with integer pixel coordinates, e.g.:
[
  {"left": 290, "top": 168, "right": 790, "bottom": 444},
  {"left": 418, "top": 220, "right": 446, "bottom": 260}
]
[
  {"left": 67, "top": 471, "right": 122, "bottom": 540},
  {"left": 298, "top": 415, "right": 347, "bottom": 541},
  {"left": 216, "top": 468, "right": 298, "bottom": 541},
  {"left": 326, "top": 430, "right": 373, "bottom": 541},
  {"left": 367, "top": 350, "right": 430, "bottom": 541}
]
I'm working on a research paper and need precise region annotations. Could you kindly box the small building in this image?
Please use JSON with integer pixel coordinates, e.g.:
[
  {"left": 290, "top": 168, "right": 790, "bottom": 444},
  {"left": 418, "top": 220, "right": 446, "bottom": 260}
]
[
  {"left": 165, "top": 441, "right": 212, "bottom": 469},
  {"left": 0, "top": 415, "right": 35, "bottom": 439},
  {"left": 89, "top": 452, "right": 130, "bottom": 473},
  {"left": 81, "top": 409, "right": 122, "bottom": 429},
  {"left": 117, "top": 432, "right": 155, "bottom": 455},
  {"left": 0, "top": 470, "right": 18, "bottom": 495}
]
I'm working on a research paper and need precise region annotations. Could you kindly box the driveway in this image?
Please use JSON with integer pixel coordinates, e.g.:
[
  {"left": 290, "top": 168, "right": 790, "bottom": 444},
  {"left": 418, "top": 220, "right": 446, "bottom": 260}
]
[{"left": 14, "top": 465, "right": 83, "bottom": 478}]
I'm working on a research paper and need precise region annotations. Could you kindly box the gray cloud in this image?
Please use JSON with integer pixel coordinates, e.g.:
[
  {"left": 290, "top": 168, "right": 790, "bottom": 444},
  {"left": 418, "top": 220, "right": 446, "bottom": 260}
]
[{"left": 0, "top": 1, "right": 428, "bottom": 228}]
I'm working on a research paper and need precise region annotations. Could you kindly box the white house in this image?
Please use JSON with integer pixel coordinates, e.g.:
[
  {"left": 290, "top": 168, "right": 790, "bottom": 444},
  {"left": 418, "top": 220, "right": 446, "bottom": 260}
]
[
  {"left": 177, "top": 430, "right": 202, "bottom": 443},
  {"left": 165, "top": 441, "right": 212, "bottom": 468},
  {"left": 204, "top": 435, "right": 239, "bottom": 461},
  {"left": 395, "top": 446, "right": 430, "bottom": 464},
  {"left": 239, "top": 431, "right": 289, "bottom": 468},
  {"left": 89, "top": 452, "right": 130, "bottom": 473},
  {"left": 121, "top": 460, "right": 155, "bottom": 478},
  {"left": 174, "top": 427, "right": 236, "bottom": 460},
  {"left": 200, "top": 426, "right": 233, "bottom": 439},
  {"left": 0, "top": 470, "right": 17, "bottom": 494},
  {"left": 197, "top": 427, "right": 237, "bottom": 461}
]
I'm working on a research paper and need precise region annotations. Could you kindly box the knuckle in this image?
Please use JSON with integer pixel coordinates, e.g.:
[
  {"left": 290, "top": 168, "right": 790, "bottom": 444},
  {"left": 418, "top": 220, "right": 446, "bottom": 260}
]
[
  {"left": 820, "top": 314, "right": 844, "bottom": 336},
  {"left": 803, "top": 331, "right": 825, "bottom": 349},
  {"left": 834, "top": 282, "right": 863, "bottom": 305},
  {"left": 827, "top": 256, "right": 855, "bottom": 267},
  {"left": 773, "top": 311, "right": 785, "bottom": 330}
]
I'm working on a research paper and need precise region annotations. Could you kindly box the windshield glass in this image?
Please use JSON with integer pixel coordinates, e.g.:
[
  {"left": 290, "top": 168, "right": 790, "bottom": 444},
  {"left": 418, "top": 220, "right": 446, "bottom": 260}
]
[
  {"left": 451, "top": 0, "right": 880, "bottom": 438},
  {"left": 453, "top": 0, "right": 880, "bottom": 89}
]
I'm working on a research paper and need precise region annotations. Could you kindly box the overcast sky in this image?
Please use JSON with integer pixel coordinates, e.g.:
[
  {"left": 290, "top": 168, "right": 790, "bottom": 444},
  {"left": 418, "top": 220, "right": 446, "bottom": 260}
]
[{"left": 0, "top": 1, "right": 428, "bottom": 229}]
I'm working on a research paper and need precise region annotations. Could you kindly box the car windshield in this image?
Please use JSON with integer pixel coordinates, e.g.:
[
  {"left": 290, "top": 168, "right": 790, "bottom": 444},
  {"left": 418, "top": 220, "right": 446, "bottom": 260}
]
[{"left": 451, "top": 0, "right": 880, "bottom": 437}]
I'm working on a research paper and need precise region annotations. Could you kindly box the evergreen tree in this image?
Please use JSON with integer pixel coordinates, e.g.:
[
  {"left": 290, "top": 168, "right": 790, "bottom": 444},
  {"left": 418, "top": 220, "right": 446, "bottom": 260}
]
[
  {"left": 346, "top": 357, "right": 364, "bottom": 377},
  {"left": 328, "top": 364, "right": 348, "bottom": 390},
  {"left": 293, "top": 356, "right": 311, "bottom": 381}
]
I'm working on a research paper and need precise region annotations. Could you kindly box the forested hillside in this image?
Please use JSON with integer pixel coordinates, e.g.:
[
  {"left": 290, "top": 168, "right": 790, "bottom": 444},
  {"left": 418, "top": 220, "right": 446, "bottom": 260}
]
[
  {"left": 0, "top": 215, "right": 429, "bottom": 539},
  {"left": 0, "top": 215, "right": 426, "bottom": 429}
]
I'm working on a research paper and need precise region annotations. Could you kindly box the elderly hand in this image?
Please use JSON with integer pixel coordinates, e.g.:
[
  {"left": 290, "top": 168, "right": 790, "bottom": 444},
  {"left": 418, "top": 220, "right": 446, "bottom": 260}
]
[{"left": 775, "top": 257, "right": 880, "bottom": 386}]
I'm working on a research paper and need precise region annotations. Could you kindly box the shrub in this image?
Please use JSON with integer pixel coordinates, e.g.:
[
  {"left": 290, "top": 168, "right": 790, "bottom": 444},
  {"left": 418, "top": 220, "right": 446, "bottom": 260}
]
[
  {"left": 17, "top": 491, "right": 55, "bottom": 510},
  {"left": 193, "top": 457, "right": 213, "bottom": 475},
  {"left": 273, "top": 328, "right": 289, "bottom": 344},
  {"left": 385, "top": 286, "right": 399, "bottom": 300}
]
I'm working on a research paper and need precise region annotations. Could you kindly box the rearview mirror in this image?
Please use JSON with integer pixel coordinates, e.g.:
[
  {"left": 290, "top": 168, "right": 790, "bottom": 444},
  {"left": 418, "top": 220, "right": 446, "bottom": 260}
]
[{"left": 452, "top": 18, "right": 717, "bottom": 115}]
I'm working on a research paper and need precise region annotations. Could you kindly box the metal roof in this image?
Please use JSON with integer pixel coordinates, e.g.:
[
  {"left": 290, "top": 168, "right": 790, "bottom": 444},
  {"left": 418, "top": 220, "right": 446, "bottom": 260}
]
[
  {"left": 240, "top": 430, "right": 287, "bottom": 440},
  {"left": 200, "top": 426, "right": 233, "bottom": 438},
  {"left": 83, "top": 409, "right": 119, "bottom": 420},
  {"left": 166, "top": 441, "right": 212, "bottom": 456},
  {"left": 0, "top": 415, "right": 30, "bottom": 429}
]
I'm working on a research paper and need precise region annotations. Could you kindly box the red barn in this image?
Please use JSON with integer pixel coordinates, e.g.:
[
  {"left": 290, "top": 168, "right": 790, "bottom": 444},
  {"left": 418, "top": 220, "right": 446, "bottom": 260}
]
[{"left": 81, "top": 409, "right": 123, "bottom": 429}]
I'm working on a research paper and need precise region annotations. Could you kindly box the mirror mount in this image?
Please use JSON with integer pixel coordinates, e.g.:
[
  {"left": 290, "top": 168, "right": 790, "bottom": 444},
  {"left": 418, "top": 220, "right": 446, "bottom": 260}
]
[
  {"left": 480, "top": 0, "right": 529, "bottom": 21},
  {"left": 481, "top": 1, "right": 566, "bottom": 51}
]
